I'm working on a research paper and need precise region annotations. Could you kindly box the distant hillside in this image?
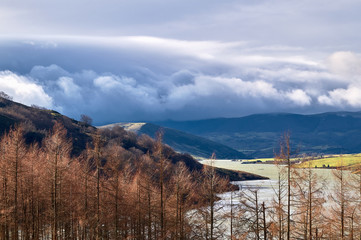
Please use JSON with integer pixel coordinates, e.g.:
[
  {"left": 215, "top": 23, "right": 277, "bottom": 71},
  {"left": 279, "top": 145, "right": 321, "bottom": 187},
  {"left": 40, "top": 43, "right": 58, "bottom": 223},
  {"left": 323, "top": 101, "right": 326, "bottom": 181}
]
[
  {"left": 139, "top": 123, "right": 248, "bottom": 159},
  {"left": 100, "top": 122, "right": 248, "bottom": 159},
  {"left": 0, "top": 96, "right": 95, "bottom": 155},
  {"left": 154, "top": 112, "right": 361, "bottom": 157},
  {"left": 0, "top": 96, "right": 263, "bottom": 181}
]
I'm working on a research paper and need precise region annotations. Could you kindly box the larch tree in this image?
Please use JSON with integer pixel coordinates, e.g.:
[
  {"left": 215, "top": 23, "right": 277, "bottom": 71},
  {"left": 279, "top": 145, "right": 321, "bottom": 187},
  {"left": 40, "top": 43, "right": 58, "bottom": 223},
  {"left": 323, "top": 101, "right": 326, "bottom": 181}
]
[
  {"left": 22, "top": 143, "right": 42, "bottom": 239},
  {"left": 328, "top": 159, "right": 353, "bottom": 239},
  {"left": 152, "top": 131, "right": 170, "bottom": 239},
  {"left": 192, "top": 153, "right": 229, "bottom": 240},
  {"left": 1, "top": 125, "right": 27, "bottom": 240},
  {"left": 142, "top": 153, "right": 158, "bottom": 240},
  {"left": 103, "top": 143, "right": 133, "bottom": 239},
  {"left": 43, "top": 122, "right": 72, "bottom": 240},
  {"left": 268, "top": 164, "right": 287, "bottom": 240},
  {"left": 87, "top": 131, "right": 104, "bottom": 240},
  {"left": 0, "top": 129, "right": 10, "bottom": 239},
  {"left": 275, "top": 132, "right": 293, "bottom": 240},
  {"left": 170, "top": 162, "right": 193, "bottom": 239},
  {"left": 292, "top": 160, "right": 325, "bottom": 239},
  {"left": 77, "top": 150, "right": 94, "bottom": 239},
  {"left": 240, "top": 189, "right": 262, "bottom": 239}
]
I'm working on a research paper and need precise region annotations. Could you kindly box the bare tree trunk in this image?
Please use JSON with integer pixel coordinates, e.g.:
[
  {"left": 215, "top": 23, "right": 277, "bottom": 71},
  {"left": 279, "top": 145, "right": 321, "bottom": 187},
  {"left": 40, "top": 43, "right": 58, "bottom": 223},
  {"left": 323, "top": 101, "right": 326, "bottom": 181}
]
[
  {"left": 147, "top": 184, "right": 152, "bottom": 240},
  {"left": 255, "top": 191, "right": 260, "bottom": 240},
  {"left": 341, "top": 167, "right": 345, "bottom": 239},
  {"left": 263, "top": 202, "right": 267, "bottom": 240},
  {"left": 330, "top": 160, "right": 350, "bottom": 240},
  {"left": 277, "top": 132, "right": 292, "bottom": 240},
  {"left": 52, "top": 151, "right": 58, "bottom": 240},
  {"left": 210, "top": 171, "right": 214, "bottom": 240},
  {"left": 13, "top": 135, "right": 19, "bottom": 240},
  {"left": 286, "top": 137, "right": 291, "bottom": 240},
  {"left": 308, "top": 166, "right": 312, "bottom": 240},
  {"left": 176, "top": 181, "right": 180, "bottom": 239},
  {"left": 180, "top": 199, "right": 184, "bottom": 240},
  {"left": 3, "top": 126, "right": 26, "bottom": 240},
  {"left": 2, "top": 145, "right": 10, "bottom": 240},
  {"left": 275, "top": 132, "right": 292, "bottom": 240},
  {"left": 230, "top": 191, "right": 233, "bottom": 240},
  {"left": 278, "top": 172, "right": 283, "bottom": 240},
  {"left": 113, "top": 169, "right": 120, "bottom": 239},
  {"left": 44, "top": 123, "right": 72, "bottom": 240},
  {"left": 91, "top": 133, "right": 102, "bottom": 240},
  {"left": 160, "top": 157, "right": 164, "bottom": 240},
  {"left": 154, "top": 131, "right": 168, "bottom": 239},
  {"left": 84, "top": 173, "right": 88, "bottom": 240},
  {"left": 96, "top": 155, "right": 101, "bottom": 240}
]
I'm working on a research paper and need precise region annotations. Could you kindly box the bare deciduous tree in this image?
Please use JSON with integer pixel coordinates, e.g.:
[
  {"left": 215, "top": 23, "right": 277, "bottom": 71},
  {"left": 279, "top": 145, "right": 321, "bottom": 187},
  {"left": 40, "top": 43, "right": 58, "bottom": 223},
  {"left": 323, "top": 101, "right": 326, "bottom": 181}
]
[
  {"left": 43, "top": 122, "right": 72, "bottom": 240},
  {"left": 80, "top": 114, "right": 93, "bottom": 125},
  {"left": 0, "top": 91, "right": 13, "bottom": 101}
]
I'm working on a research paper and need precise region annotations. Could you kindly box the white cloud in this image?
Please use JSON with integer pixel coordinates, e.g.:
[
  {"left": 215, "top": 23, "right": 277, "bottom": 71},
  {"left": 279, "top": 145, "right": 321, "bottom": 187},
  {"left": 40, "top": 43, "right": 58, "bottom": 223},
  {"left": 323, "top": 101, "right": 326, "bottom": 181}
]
[
  {"left": 57, "top": 77, "right": 81, "bottom": 98},
  {"left": 318, "top": 84, "right": 361, "bottom": 107},
  {"left": 326, "top": 51, "right": 361, "bottom": 78},
  {"left": 94, "top": 76, "right": 136, "bottom": 90},
  {"left": 286, "top": 89, "right": 311, "bottom": 106},
  {"left": 0, "top": 71, "right": 53, "bottom": 108},
  {"left": 317, "top": 51, "right": 361, "bottom": 108}
]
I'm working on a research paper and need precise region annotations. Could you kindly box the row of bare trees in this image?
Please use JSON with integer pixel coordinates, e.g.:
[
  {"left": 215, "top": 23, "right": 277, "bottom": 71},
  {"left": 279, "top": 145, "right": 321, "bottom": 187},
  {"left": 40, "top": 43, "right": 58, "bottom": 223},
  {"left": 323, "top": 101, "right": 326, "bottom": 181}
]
[{"left": 0, "top": 123, "right": 232, "bottom": 240}]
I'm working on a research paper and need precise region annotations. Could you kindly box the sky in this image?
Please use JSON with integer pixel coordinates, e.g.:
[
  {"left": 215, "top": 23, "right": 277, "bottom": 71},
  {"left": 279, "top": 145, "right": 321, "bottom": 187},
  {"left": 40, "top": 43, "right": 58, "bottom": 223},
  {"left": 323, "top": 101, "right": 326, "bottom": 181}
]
[{"left": 1, "top": 0, "right": 361, "bottom": 125}]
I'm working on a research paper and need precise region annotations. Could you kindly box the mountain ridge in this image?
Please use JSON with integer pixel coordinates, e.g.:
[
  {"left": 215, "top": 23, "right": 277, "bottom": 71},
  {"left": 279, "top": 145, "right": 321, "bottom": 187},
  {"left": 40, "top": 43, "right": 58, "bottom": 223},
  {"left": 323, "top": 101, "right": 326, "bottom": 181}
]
[
  {"left": 99, "top": 122, "right": 249, "bottom": 159},
  {"left": 153, "top": 111, "right": 361, "bottom": 157}
]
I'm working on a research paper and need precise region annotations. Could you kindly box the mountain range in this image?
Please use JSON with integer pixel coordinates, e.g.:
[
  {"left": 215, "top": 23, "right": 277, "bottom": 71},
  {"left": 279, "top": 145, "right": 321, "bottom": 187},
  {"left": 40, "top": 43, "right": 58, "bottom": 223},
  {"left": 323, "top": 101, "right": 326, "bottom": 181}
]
[
  {"left": 153, "top": 112, "right": 361, "bottom": 157},
  {"left": 4, "top": 94, "right": 361, "bottom": 160}
]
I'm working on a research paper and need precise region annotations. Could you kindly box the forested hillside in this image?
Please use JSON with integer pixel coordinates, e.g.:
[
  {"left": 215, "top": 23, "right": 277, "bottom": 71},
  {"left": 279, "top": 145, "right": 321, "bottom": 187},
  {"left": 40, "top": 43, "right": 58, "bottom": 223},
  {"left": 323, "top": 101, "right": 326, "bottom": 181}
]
[{"left": 0, "top": 96, "right": 266, "bottom": 239}]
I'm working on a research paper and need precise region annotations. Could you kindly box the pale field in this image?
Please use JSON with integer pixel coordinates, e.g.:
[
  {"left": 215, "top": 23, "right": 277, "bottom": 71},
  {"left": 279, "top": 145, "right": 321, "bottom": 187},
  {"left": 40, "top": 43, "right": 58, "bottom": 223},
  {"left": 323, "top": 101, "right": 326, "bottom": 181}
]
[
  {"left": 201, "top": 160, "right": 337, "bottom": 181},
  {"left": 203, "top": 160, "right": 353, "bottom": 206}
]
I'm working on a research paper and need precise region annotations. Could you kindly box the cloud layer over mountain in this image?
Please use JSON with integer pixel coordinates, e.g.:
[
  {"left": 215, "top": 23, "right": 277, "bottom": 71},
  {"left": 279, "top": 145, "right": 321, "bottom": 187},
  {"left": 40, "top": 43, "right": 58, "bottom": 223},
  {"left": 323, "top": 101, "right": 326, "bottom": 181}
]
[
  {"left": 0, "top": 37, "right": 360, "bottom": 124},
  {"left": 1, "top": 1, "right": 361, "bottom": 124}
]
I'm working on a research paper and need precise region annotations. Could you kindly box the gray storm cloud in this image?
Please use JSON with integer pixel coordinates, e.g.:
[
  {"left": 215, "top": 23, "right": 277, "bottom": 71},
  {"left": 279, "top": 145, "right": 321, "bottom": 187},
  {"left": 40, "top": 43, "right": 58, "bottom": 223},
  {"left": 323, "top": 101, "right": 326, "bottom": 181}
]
[
  {"left": 0, "top": 38, "right": 361, "bottom": 125},
  {"left": 1, "top": 0, "right": 361, "bottom": 51},
  {"left": 1, "top": 1, "right": 361, "bottom": 124}
]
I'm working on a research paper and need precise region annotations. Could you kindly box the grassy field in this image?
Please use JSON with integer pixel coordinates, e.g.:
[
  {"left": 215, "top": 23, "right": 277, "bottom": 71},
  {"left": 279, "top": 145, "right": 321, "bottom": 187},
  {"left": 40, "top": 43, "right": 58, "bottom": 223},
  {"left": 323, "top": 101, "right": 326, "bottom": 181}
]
[
  {"left": 295, "top": 154, "right": 361, "bottom": 168},
  {"left": 202, "top": 160, "right": 340, "bottom": 180},
  {"left": 198, "top": 153, "right": 361, "bottom": 170},
  {"left": 252, "top": 154, "right": 361, "bottom": 168},
  {"left": 199, "top": 154, "right": 361, "bottom": 170}
]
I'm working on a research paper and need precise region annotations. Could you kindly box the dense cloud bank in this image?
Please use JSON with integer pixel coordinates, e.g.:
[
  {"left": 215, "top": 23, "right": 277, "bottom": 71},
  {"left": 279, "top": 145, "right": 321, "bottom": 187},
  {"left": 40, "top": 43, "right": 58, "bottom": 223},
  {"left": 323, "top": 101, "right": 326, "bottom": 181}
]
[
  {"left": 0, "top": 38, "right": 361, "bottom": 125},
  {"left": 1, "top": 0, "right": 361, "bottom": 124}
]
